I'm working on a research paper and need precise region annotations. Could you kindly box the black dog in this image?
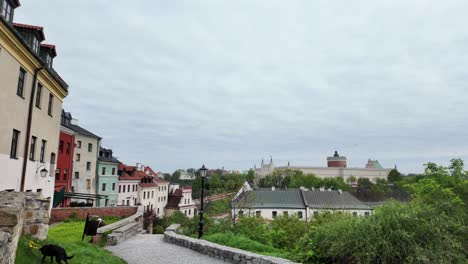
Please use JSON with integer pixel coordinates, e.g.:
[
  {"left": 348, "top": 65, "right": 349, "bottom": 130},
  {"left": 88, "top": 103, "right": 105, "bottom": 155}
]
[{"left": 39, "top": 244, "right": 74, "bottom": 264}]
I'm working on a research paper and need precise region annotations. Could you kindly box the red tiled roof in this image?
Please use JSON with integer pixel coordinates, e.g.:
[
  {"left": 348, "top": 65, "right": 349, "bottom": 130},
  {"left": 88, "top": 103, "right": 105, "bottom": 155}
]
[
  {"left": 119, "top": 163, "right": 135, "bottom": 171},
  {"left": 119, "top": 172, "right": 138, "bottom": 181},
  {"left": 140, "top": 183, "right": 157, "bottom": 188},
  {"left": 40, "top": 43, "right": 57, "bottom": 57},
  {"left": 182, "top": 186, "right": 192, "bottom": 190},
  {"left": 154, "top": 178, "right": 169, "bottom": 184},
  {"left": 13, "top": 23, "right": 45, "bottom": 41}
]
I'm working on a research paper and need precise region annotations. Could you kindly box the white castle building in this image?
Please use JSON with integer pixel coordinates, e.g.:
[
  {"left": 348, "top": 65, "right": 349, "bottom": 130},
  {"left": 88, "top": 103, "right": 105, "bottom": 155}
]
[{"left": 254, "top": 151, "right": 392, "bottom": 184}]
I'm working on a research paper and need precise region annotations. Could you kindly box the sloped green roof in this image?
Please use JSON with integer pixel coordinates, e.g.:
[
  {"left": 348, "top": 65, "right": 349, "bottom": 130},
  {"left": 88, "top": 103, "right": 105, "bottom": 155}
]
[{"left": 236, "top": 189, "right": 305, "bottom": 209}]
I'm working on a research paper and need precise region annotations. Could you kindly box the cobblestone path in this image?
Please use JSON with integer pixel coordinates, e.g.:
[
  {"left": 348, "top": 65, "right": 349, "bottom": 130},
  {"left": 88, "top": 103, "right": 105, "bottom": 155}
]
[{"left": 107, "top": 234, "right": 226, "bottom": 264}]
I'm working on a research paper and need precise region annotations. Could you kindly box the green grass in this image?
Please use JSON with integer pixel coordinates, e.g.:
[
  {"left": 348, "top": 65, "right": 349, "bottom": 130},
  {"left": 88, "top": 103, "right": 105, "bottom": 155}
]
[
  {"left": 15, "top": 221, "right": 126, "bottom": 264},
  {"left": 203, "top": 232, "right": 294, "bottom": 260}
]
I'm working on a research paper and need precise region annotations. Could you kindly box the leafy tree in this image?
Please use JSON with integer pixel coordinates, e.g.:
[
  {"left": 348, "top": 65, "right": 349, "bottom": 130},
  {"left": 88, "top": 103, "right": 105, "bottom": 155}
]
[
  {"left": 387, "top": 168, "right": 402, "bottom": 182},
  {"left": 246, "top": 169, "right": 255, "bottom": 184}
]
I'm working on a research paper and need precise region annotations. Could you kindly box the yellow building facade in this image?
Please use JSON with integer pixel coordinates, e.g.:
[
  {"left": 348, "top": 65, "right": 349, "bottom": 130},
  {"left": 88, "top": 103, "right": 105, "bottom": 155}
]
[{"left": 0, "top": 0, "right": 68, "bottom": 201}]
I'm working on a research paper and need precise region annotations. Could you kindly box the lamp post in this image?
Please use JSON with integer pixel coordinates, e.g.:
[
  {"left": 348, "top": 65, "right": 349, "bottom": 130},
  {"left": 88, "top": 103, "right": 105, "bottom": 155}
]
[{"left": 198, "top": 164, "right": 208, "bottom": 239}]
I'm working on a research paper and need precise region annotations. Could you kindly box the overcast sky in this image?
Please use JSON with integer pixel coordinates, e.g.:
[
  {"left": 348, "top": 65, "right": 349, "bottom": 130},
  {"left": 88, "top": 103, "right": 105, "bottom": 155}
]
[{"left": 15, "top": 0, "right": 468, "bottom": 173}]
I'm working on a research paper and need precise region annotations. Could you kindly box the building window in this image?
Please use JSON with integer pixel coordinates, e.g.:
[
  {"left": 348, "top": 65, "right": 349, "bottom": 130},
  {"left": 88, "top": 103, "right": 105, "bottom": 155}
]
[
  {"left": 77, "top": 141, "right": 81, "bottom": 148},
  {"left": 88, "top": 143, "right": 92, "bottom": 152},
  {"left": 119, "top": 185, "right": 121, "bottom": 193},
  {"left": 76, "top": 153, "right": 80, "bottom": 161},
  {"left": 32, "top": 37, "right": 39, "bottom": 54},
  {"left": 239, "top": 210, "right": 244, "bottom": 216},
  {"left": 102, "top": 167, "right": 106, "bottom": 175},
  {"left": 35, "top": 83, "right": 42, "bottom": 108},
  {"left": 63, "top": 169, "right": 68, "bottom": 180},
  {"left": 74, "top": 172, "right": 79, "bottom": 179},
  {"left": 157, "top": 208, "right": 160, "bottom": 214},
  {"left": 59, "top": 140, "right": 63, "bottom": 153},
  {"left": 126, "top": 200, "right": 129, "bottom": 206},
  {"left": 86, "top": 179, "right": 91, "bottom": 189},
  {"left": 86, "top": 162, "right": 91, "bottom": 171},
  {"left": 313, "top": 211, "right": 319, "bottom": 217},
  {"left": 256, "top": 211, "right": 261, "bottom": 217},
  {"left": 123, "top": 185, "right": 126, "bottom": 193},
  {"left": 298, "top": 211, "right": 303, "bottom": 219},
  {"left": 55, "top": 169, "right": 60, "bottom": 181},
  {"left": 47, "top": 93, "right": 53, "bottom": 116},
  {"left": 127, "top": 185, "right": 130, "bottom": 192},
  {"left": 272, "top": 211, "right": 277, "bottom": 218},
  {"left": 40, "top": 140, "right": 46, "bottom": 163},
  {"left": 112, "top": 183, "right": 116, "bottom": 191},
  {"left": 17, "top": 68, "right": 26, "bottom": 98},
  {"left": 66, "top": 143, "right": 70, "bottom": 154},
  {"left": 353, "top": 212, "right": 358, "bottom": 217},
  {"left": 1, "top": 0, "right": 13, "bottom": 22},
  {"left": 283, "top": 211, "right": 288, "bottom": 217},
  {"left": 102, "top": 183, "right": 106, "bottom": 192},
  {"left": 152, "top": 191, "right": 154, "bottom": 198},
  {"left": 29, "top": 136, "right": 37, "bottom": 161},
  {"left": 112, "top": 168, "right": 116, "bottom": 175},
  {"left": 143, "top": 192, "right": 146, "bottom": 199}
]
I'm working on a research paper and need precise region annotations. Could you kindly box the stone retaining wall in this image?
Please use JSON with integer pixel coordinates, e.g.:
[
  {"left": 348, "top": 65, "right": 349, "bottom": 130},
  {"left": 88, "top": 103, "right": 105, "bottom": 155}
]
[
  {"left": 163, "top": 224, "right": 299, "bottom": 264},
  {"left": 96, "top": 206, "right": 144, "bottom": 246},
  {"left": 50, "top": 206, "right": 138, "bottom": 223},
  {"left": 0, "top": 192, "right": 50, "bottom": 264}
]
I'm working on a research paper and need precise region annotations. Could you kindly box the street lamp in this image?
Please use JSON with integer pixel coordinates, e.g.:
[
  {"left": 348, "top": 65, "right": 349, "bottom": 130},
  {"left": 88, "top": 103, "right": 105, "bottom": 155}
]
[
  {"left": 198, "top": 164, "right": 208, "bottom": 239},
  {"left": 36, "top": 165, "right": 48, "bottom": 178}
]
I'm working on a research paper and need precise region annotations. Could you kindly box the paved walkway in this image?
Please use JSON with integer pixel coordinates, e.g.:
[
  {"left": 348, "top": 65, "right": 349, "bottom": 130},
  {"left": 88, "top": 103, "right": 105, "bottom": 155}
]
[{"left": 107, "top": 234, "right": 225, "bottom": 264}]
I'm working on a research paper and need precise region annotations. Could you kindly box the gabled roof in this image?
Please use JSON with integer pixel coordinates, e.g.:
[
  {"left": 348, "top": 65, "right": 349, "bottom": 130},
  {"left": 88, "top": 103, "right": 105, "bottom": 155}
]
[
  {"left": 236, "top": 190, "right": 305, "bottom": 209},
  {"left": 65, "top": 124, "right": 101, "bottom": 139},
  {"left": 13, "top": 23, "right": 45, "bottom": 41},
  {"left": 302, "top": 191, "right": 371, "bottom": 210},
  {"left": 166, "top": 189, "right": 183, "bottom": 209},
  {"left": 236, "top": 189, "right": 371, "bottom": 210}
]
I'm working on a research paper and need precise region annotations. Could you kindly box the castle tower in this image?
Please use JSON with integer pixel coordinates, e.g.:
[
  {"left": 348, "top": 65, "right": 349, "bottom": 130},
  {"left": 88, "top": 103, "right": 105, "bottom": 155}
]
[{"left": 327, "top": 151, "right": 347, "bottom": 168}]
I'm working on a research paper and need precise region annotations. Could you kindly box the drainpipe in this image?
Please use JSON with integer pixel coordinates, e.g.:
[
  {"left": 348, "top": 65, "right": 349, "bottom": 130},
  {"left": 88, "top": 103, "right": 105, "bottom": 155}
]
[{"left": 20, "top": 66, "right": 45, "bottom": 192}]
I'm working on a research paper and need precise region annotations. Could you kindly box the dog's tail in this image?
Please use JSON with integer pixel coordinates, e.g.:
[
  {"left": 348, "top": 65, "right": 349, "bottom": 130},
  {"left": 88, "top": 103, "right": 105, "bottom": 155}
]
[{"left": 66, "top": 255, "right": 74, "bottom": 260}]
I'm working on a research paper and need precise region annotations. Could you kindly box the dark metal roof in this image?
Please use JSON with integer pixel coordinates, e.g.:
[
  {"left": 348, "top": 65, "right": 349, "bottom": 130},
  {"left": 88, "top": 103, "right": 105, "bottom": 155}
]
[
  {"left": 236, "top": 189, "right": 371, "bottom": 210},
  {"left": 302, "top": 190, "right": 371, "bottom": 210},
  {"left": 65, "top": 123, "right": 101, "bottom": 139},
  {"left": 236, "top": 190, "right": 305, "bottom": 209}
]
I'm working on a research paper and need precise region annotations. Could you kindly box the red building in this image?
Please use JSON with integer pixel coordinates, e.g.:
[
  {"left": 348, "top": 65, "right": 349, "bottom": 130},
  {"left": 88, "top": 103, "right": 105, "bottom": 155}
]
[{"left": 54, "top": 111, "right": 75, "bottom": 207}]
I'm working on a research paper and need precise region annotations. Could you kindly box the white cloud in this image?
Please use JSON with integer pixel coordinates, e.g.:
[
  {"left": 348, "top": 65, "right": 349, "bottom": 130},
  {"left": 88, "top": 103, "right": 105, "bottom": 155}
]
[{"left": 14, "top": 0, "right": 468, "bottom": 173}]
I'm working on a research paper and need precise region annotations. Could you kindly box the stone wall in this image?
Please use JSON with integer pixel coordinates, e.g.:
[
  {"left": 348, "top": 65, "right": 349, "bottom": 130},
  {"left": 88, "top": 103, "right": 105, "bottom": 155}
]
[
  {"left": 164, "top": 224, "right": 298, "bottom": 264},
  {"left": 0, "top": 192, "right": 50, "bottom": 264},
  {"left": 49, "top": 206, "right": 138, "bottom": 223},
  {"left": 96, "top": 206, "right": 144, "bottom": 246}
]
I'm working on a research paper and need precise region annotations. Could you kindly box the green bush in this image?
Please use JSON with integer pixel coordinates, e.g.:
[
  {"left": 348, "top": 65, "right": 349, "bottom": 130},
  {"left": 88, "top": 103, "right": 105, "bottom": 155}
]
[
  {"left": 234, "top": 216, "right": 270, "bottom": 244},
  {"left": 269, "top": 215, "right": 309, "bottom": 251},
  {"left": 153, "top": 226, "right": 165, "bottom": 234},
  {"left": 301, "top": 201, "right": 467, "bottom": 263}
]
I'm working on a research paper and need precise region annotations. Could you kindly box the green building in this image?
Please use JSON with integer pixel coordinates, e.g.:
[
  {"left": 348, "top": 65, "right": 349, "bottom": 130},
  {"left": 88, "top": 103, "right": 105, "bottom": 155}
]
[{"left": 97, "top": 147, "right": 120, "bottom": 206}]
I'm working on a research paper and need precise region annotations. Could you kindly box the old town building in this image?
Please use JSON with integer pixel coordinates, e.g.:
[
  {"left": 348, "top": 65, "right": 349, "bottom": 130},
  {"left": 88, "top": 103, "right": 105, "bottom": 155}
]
[
  {"left": 97, "top": 147, "right": 120, "bottom": 206},
  {"left": 0, "top": 0, "right": 68, "bottom": 202}
]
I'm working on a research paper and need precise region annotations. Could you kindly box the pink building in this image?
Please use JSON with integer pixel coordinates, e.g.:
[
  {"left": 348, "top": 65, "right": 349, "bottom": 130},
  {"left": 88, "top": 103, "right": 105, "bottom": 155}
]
[{"left": 117, "top": 163, "right": 139, "bottom": 206}]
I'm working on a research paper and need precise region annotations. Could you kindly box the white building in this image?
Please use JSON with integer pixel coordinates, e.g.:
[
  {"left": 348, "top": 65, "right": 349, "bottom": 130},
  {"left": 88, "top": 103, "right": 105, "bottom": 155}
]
[
  {"left": 233, "top": 182, "right": 372, "bottom": 221},
  {"left": 166, "top": 185, "right": 196, "bottom": 218},
  {"left": 254, "top": 152, "right": 392, "bottom": 184},
  {"left": 178, "top": 170, "right": 196, "bottom": 180}
]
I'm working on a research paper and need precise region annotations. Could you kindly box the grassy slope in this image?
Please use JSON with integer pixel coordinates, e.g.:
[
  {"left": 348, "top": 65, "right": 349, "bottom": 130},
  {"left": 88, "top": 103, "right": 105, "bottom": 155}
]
[
  {"left": 15, "top": 220, "right": 126, "bottom": 264},
  {"left": 203, "top": 233, "right": 294, "bottom": 260}
]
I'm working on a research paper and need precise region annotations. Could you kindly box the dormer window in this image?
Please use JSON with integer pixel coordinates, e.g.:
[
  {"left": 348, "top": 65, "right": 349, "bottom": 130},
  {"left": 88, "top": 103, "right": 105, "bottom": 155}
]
[
  {"left": 46, "top": 54, "right": 52, "bottom": 68},
  {"left": 32, "top": 37, "right": 40, "bottom": 54},
  {"left": 1, "top": 0, "right": 13, "bottom": 22}
]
